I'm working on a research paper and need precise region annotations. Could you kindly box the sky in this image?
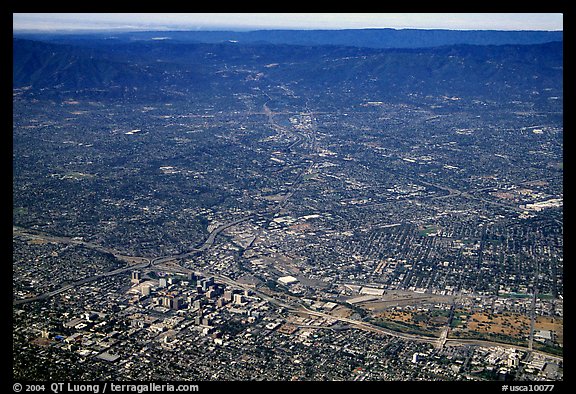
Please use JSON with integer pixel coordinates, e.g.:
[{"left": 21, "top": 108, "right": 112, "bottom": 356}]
[{"left": 12, "top": 13, "right": 564, "bottom": 32}]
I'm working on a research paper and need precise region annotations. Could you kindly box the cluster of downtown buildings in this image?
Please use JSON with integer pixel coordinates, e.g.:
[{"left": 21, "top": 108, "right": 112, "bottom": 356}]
[{"left": 13, "top": 33, "right": 562, "bottom": 383}]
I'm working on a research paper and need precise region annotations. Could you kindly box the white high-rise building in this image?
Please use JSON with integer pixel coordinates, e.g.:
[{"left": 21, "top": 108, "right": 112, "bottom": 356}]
[{"left": 131, "top": 270, "right": 141, "bottom": 285}]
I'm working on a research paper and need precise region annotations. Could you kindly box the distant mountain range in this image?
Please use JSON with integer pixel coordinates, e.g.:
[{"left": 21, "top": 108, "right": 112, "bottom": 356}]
[
  {"left": 13, "top": 39, "right": 150, "bottom": 91},
  {"left": 15, "top": 28, "right": 562, "bottom": 49},
  {"left": 13, "top": 30, "right": 563, "bottom": 105}
]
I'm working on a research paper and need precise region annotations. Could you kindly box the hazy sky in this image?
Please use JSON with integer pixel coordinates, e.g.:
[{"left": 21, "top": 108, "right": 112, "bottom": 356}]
[{"left": 13, "top": 13, "right": 564, "bottom": 32}]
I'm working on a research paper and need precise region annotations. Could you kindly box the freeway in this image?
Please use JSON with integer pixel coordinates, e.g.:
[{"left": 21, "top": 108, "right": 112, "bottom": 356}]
[
  {"left": 213, "top": 272, "right": 439, "bottom": 345},
  {"left": 12, "top": 214, "right": 256, "bottom": 306},
  {"left": 12, "top": 100, "right": 313, "bottom": 307},
  {"left": 215, "top": 271, "right": 562, "bottom": 360},
  {"left": 443, "top": 337, "right": 564, "bottom": 363},
  {"left": 12, "top": 225, "right": 564, "bottom": 361},
  {"left": 149, "top": 214, "right": 258, "bottom": 266},
  {"left": 12, "top": 226, "right": 149, "bottom": 266},
  {"left": 195, "top": 214, "right": 257, "bottom": 252},
  {"left": 12, "top": 258, "right": 151, "bottom": 306},
  {"left": 298, "top": 305, "right": 438, "bottom": 345},
  {"left": 418, "top": 179, "right": 526, "bottom": 213},
  {"left": 11, "top": 99, "right": 563, "bottom": 360}
]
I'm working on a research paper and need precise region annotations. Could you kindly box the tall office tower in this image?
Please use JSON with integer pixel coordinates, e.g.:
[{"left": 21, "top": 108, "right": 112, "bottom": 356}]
[
  {"left": 224, "top": 290, "right": 234, "bottom": 302},
  {"left": 131, "top": 270, "right": 141, "bottom": 285},
  {"left": 233, "top": 293, "right": 245, "bottom": 305},
  {"left": 163, "top": 295, "right": 181, "bottom": 310}
]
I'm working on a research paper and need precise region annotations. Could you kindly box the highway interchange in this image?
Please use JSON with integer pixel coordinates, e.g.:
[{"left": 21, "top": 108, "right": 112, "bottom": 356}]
[
  {"left": 13, "top": 101, "right": 562, "bottom": 363},
  {"left": 12, "top": 224, "right": 562, "bottom": 364}
]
